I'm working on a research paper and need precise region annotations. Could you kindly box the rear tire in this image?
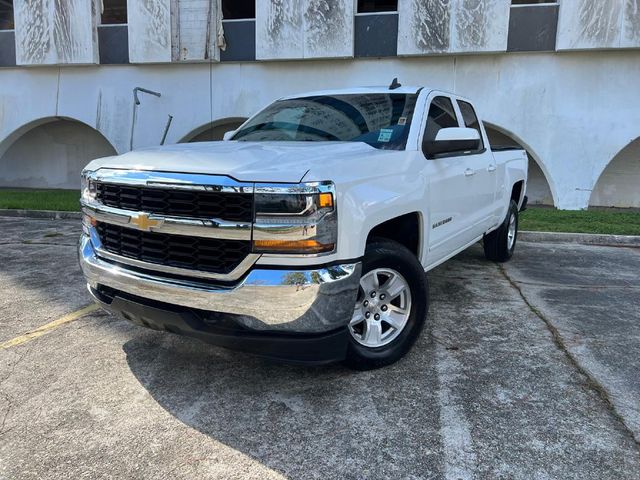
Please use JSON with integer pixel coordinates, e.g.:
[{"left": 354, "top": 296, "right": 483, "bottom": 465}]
[
  {"left": 483, "top": 200, "right": 519, "bottom": 262},
  {"left": 344, "top": 239, "right": 428, "bottom": 371}
]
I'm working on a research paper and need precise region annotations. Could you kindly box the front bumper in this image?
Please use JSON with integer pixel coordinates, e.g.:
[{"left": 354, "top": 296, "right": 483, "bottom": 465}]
[
  {"left": 79, "top": 234, "right": 361, "bottom": 335},
  {"left": 89, "top": 286, "right": 351, "bottom": 364}
]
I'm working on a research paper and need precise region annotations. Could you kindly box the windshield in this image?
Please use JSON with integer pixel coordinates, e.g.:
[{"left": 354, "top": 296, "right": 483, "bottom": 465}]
[{"left": 232, "top": 93, "right": 418, "bottom": 150}]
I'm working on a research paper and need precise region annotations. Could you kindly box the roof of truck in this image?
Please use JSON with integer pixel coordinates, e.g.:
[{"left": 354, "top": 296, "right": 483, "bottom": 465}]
[{"left": 280, "top": 85, "right": 426, "bottom": 100}]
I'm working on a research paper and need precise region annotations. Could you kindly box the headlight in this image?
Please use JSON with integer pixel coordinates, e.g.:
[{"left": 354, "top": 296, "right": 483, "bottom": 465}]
[
  {"left": 81, "top": 170, "right": 97, "bottom": 203},
  {"left": 80, "top": 170, "right": 97, "bottom": 235},
  {"left": 253, "top": 182, "right": 337, "bottom": 254}
]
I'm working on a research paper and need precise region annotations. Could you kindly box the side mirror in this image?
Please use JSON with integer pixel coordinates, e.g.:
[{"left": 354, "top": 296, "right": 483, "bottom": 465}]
[
  {"left": 223, "top": 130, "right": 236, "bottom": 141},
  {"left": 423, "top": 127, "right": 481, "bottom": 158}
]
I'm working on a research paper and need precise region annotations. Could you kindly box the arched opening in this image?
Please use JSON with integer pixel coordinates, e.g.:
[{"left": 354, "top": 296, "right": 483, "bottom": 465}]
[
  {"left": 589, "top": 138, "right": 640, "bottom": 209},
  {"left": 0, "top": 118, "right": 117, "bottom": 189},
  {"left": 483, "top": 123, "right": 555, "bottom": 206},
  {"left": 179, "top": 117, "right": 248, "bottom": 143}
]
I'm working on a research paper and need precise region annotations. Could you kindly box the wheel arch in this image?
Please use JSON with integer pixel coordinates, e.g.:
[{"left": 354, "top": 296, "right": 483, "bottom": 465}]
[
  {"left": 364, "top": 212, "right": 424, "bottom": 260},
  {"left": 511, "top": 180, "right": 525, "bottom": 207}
]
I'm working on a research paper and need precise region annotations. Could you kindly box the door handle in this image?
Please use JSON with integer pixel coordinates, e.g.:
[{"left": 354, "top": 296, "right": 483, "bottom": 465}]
[
  {"left": 464, "top": 168, "right": 475, "bottom": 177},
  {"left": 488, "top": 164, "right": 497, "bottom": 172}
]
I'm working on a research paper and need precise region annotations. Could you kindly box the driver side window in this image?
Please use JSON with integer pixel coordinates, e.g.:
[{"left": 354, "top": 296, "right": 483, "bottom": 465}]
[{"left": 422, "top": 96, "right": 459, "bottom": 158}]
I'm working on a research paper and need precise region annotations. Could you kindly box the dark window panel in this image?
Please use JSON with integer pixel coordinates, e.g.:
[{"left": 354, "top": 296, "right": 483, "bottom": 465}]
[
  {"left": 354, "top": 13, "right": 398, "bottom": 58},
  {"left": 457, "top": 100, "right": 485, "bottom": 150},
  {"left": 98, "top": 25, "right": 129, "bottom": 64},
  {"left": 222, "top": 0, "right": 255, "bottom": 20},
  {"left": 0, "top": 0, "right": 14, "bottom": 30},
  {"left": 101, "top": 0, "right": 127, "bottom": 25},
  {"left": 508, "top": 4, "right": 558, "bottom": 52},
  {"left": 0, "top": 30, "right": 16, "bottom": 66},
  {"left": 220, "top": 20, "right": 256, "bottom": 62},
  {"left": 357, "top": 0, "right": 397, "bottom": 13},
  {"left": 424, "top": 97, "right": 459, "bottom": 142}
]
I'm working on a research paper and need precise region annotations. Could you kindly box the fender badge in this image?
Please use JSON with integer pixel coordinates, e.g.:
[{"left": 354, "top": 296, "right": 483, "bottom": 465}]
[{"left": 432, "top": 217, "right": 453, "bottom": 229}]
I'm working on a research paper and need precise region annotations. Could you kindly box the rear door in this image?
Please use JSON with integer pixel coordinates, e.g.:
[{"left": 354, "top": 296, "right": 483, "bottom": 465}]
[
  {"left": 421, "top": 95, "right": 477, "bottom": 264},
  {"left": 456, "top": 100, "right": 499, "bottom": 233}
]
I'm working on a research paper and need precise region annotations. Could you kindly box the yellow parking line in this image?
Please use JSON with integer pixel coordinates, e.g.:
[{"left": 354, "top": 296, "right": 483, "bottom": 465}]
[{"left": 0, "top": 304, "right": 100, "bottom": 350}]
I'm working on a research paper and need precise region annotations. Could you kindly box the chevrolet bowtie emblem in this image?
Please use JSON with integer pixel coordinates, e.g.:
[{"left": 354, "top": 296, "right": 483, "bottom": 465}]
[{"left": 130, "top": 214, "right": 163, "bottom": 231}]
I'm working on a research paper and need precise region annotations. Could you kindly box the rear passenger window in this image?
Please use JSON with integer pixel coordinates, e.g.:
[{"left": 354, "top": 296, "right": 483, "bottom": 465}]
[
  {"left": 424, "top": 96, "right": 458, "bottom": 143},
  {"left": 457, "top": 100, "right": 485, "bottom": 151}
]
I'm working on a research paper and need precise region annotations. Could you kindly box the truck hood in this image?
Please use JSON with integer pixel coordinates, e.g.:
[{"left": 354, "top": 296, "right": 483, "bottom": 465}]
[{"left": 86, "top": 141, "right": 387, "bottom": 184}]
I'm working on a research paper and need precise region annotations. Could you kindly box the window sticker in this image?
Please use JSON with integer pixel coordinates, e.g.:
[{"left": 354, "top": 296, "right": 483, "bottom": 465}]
[
  {"left": 378, "top": 128, "right": 393, "bottom": 142},
  {"left": 398, "top": 117, "right": 407, "bottom": 126}
]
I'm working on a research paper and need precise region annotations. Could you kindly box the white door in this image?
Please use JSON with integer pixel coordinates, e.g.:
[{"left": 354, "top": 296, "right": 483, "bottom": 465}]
[
  {"left": 456, "top": 100, "right": 498, "bottom": 236},
  {"left": 422, "top": 95, "right": 478, "bottom": 265}
]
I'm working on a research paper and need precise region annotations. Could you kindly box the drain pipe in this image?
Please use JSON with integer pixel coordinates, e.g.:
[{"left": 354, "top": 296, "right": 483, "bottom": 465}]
[{"left": 130, "top": 87, "right": 161, "bottom": 151}]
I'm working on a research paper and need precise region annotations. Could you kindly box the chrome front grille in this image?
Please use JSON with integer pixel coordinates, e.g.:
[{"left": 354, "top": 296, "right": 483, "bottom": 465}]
[
  {"left": 95, "top": 182, "right": 253, "bottom": 223},
  {"left": 96, "top": 222, "right": 251, "bottom": 275},
  {"left": 82, "top": 169, "right": 259, "bottom": 281}
]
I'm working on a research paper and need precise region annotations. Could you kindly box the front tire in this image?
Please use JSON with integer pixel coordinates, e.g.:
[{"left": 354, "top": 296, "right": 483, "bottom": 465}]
[
  {"left": 344, "top": 239, "right": 428, "bottom": 370},
  {"left": 483, "top": 200, "right": 519, "bottom": 262}
]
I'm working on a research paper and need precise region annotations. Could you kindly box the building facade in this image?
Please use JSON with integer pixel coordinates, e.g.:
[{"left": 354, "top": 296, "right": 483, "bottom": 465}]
[{"left": 0, "top": 0, "right": 639, "bottom": 210}]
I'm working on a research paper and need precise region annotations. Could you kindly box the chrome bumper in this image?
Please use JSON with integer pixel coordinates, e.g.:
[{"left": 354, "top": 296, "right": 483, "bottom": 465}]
[{"left": 79, "top": 235, "right": 361, "bottom": 334}]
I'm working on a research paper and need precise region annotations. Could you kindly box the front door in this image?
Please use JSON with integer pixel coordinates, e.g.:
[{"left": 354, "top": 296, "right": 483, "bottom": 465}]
[{"left": 421, "top": 95, "right": 478, "bottom": 265}]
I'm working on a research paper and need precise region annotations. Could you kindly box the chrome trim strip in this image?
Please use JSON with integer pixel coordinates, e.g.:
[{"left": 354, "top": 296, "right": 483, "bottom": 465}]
[
  {"left": 254, "top": 180, "right": 334, "bottom": 194},
  {"left": 82, "top": 201, "right": 252, "bottom": 241},
  {"left": 80, "top": 234, "right": 361, "bottom": 333},
  {"left": 87, "top": 225, "right": 258, "bottom": 282},
  {"left": 97, "top": 247, "right": 261, "bottom": 282},
  {"left": 89, "top": 168, "right": 255, "bottom": 193}
]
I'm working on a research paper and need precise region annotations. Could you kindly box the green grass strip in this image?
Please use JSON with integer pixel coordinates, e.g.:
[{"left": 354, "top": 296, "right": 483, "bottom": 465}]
[
  {"left": 520, "top": 207, "right": 640, "bottom": 236},
  {"left": 0, "top": 189, "right": 80, "bottom": 212}
]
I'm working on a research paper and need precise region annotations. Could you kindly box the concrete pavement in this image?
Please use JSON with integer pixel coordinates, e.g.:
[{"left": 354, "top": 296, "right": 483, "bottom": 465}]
[{"left": 0, "top": 217, "right": 639, "bottom": 479}]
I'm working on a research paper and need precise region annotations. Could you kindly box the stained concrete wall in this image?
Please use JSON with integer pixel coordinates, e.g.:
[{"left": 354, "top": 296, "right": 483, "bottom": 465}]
[
  {"left": 590, "top": 139, "right": 640, "bottom": 208},
  {"left": 8, "top": 0, "right": 640, "bottom": 68},
  {"left": 398, "top": 0, "right": 510, "bottom": 55},
  {"left": 171, "top": 0, "right": 222, "bottom": 62},
  {"left": 485, "top": 126, "right": 554, "bottom": 206},
  {"left": 181, "top": 119, "right": 247, "bottom": 142},
  {"left": 557, "top": 0, "right": 640, "bottom": 50},
  {"left": 13, "top": 0, "right": 99, "bottom": 65},
  {"left": 0, "top": 120, "right": 116, "bottom": 189},
  {"left": 127, "top": 0, "right": 172, "bottom": 63},
  {"left": 126, "top": 0, "right": 225, "bottom": 63},
  {"left": 1, "top": 51, "right": 640, "bottom": 209},
  {"left": 256, "top": 0, "right": 354, "bottom": 60}
]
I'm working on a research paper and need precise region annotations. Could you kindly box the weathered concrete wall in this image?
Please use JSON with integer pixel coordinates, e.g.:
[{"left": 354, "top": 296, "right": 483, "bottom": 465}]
[
  {"left": 485, "top": 127, "right": 554, "bottom": 206},
  {"left": 128, "top": 0, "right": 172, "bottom": 63},
  {"left": 0, "top": 120, "right": 116, "bottom": 189},
  {"left": 624, "top": 0, "right": 640, "bottom": 47},
  {"left": 13, "top": 0, "right": 99, "bottom": 65},
  {"left": 557, "top": 0, "right": 640, "bottom": 50},
  {"left": 182, "top": 118, "right": 247, "bottom": 142},
  {"left": 256, "top": 0, "right": 354, "bottom": 60},
  {"left": 590, "top": 139, "right": 640, "bottom": 208},
  {"left": 1, "top": 51, "right": 640, "bottom": 209},
  {"left": 171, "top": 0, "right": 222, "bottom": 62},
  {"left": 527, "top": 160, "right": 555, "bottom": 206},
  {"left": 398, "top": 0, "right": 510, "bottom": 55}
]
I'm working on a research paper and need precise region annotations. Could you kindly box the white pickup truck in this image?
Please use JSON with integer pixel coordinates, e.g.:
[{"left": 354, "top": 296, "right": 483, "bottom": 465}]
[{"left": 79, "top": 83, "right": 528, "bottom": 370}]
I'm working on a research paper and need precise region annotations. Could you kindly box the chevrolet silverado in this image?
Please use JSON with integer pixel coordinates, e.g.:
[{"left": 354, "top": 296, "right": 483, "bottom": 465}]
[{"left": 79, "top": 83, "right": 528, "bottom": 369}]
